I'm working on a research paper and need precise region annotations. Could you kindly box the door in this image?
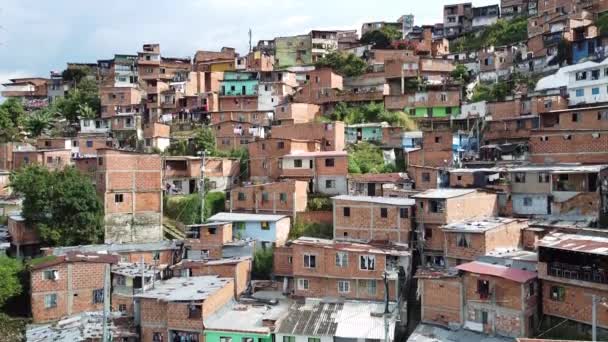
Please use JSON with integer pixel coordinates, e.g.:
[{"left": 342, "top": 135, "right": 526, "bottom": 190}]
[
  {"left": 367, "top": 183, "right": 376, "bottom": 196},
  {"left": 357, "top": 128, "right": 363, "bottom": 141}
]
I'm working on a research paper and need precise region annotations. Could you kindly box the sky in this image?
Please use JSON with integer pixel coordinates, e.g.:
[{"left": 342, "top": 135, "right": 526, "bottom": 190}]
[{"left": 0, "top": 0, "right": 497, "bottom": 88}]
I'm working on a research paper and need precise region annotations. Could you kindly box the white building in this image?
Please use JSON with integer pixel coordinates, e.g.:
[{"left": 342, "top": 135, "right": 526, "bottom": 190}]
[{"left": 565, "top": 58, "right": 608, "bottom": 106}]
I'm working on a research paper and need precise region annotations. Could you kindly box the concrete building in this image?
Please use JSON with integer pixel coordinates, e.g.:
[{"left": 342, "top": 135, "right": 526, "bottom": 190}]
[
  {"left": 345, "top": 122, "right": 389, "bottom": 144},
  {"left": 97, "top": 149, "right": 163, "bottom": 243},
  {"left": 412, "top": 189, "right": 498, "bottom": 267},
  {"left": 1, "top": 77, "right": 49, "bottom": 109},
  {"left": 501, "top": 0, "right": 538, "bottom": 20},
  {"left": 347, "top": 172, "right": 413, "bottom": 197},
  {"left": 332, "top": 195, "right": 415, "bottom": 243},
  {"left": 172, "top": 256, "right": 252, "bottom": 298},
  {"left": 111, "top": 262, "right": 164, "bottom": 316},
  {"left": 280, "top": 151, "right": 348, "bottom": 195},
  {"left": 29, "top": 253, "right": 119, "bottom": 323},
  {"left": 163, "top": 156, "right": 239, "bottom": 196},
  {"left": 565, "top": 58, "right": 608, "bottom": 106},
  {"left": 443, "top": 3, "right": 473, "bottom": 38},
  {"left": 472, "top": 5, "right": 500, "bottom": 30},
  {"left": 135, "top": 276, "right": 234, "bottom": 342},
  {"left": 207, "top": 212, "right": 291, "bottom": 246},
  {"left": 248, "top": 138, "right": 320, "bottom": 183},
  {"left": 228, "top": 180, "right": 308, "bottom": 216},
  {"left": 273, "top": 237, "right": 410, "bottom": 302}
]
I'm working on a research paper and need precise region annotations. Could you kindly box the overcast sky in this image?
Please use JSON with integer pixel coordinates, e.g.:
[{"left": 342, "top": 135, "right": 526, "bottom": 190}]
[{"left": 0, "top": 0, "right": 497, "bottom": 86}]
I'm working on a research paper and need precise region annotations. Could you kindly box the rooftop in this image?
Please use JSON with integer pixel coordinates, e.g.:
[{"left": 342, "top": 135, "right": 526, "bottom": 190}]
[
  {"left": 411, "top": 188, "right": 477, "bottom": 199},
  {"left": 48, "top": 240, "right": 181, "bottom": 256},
  {"left": 111, "top": 262, "right": 164, "bottom": 278},
  {"left": 346, "top": 122, "right": 390, "bottom": 128},
  {"left": 332, "top": 195, "right": 415, "bottom": 206},
  {"left": 283, "top": 151, "right": 348, "bottom": 158},
  {"left": 348, "top": 172, "right": 410, "bottom": 183},
  {"left": 30, "top": 253, "right": 119, "bottom": 271},
  {"left": 456, "top": 261, "right": 537, "bottom": 283},
  {"left": 539, "top": 232, "right": 608, "bottom": 256},
  {"left": 26, "top": 312, "right": 137, "bottom": 342},
  {"left": 135, "top": 275, "right": 233, "bottom": 302},
  {"left": 442, "top": 217, "right": 524, "bottom": 233},
  {"left": 408, "top": 323, "right": 512, "bottom": 342},
  {"left": 276, "top": 299, "right": 396, "bottom": 340},
  {"left": 204, "top": 299, "right": 290, "bottom": 334},
  {"left": 208, "top": 212, "right": 288, "bottom": 222},
  {"left": 290, "top": 237, "right": 410, "bottom": 256},
  {"left": 449, "top": 164, "right": 607, "bottom": 174}
]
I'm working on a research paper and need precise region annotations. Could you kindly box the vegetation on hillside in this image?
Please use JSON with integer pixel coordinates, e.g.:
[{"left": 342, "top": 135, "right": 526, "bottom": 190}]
[
  {"left": 9, "top": 166, "right": 104, "bottom": 246},
  {"left": 329, "top": 102, "right": 417, "bottom": 130},
  {"left": 471, "top": 72, "right": 539, "bottom": 102},
  {"left": 288, "top": 219, "right": 333, "bottom": 240},
  {"left": 360, "top": 26, "right": 402, "bottom": 49},
  {"left": 164, "top": 191, "right": 226, "bottom": 225},
  {"left": 314, "top": 51, "right": 368, "bottom": 77},
  {"left": 0, "top": 99, "right": 25, "bottom": 142},
  {"left": 451, "top": 17, "right": 528, "bottom": 53},
  {"left": 0, "top": 257, "right": 23, "bottom": 308},
  {"left": 348, "top": 142, "right": 398, "bottom": 174},
  {"left": 252, "top": 247, "right": 273, "bottom": 279}
]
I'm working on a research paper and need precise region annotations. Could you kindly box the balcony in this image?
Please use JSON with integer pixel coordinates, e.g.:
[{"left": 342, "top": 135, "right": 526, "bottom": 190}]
[
  {"left": 543, "top": 32, "right": 563, "bottom": 47},
  {"left": 547, "top": 262, "right": 608, "bottom": 285}
]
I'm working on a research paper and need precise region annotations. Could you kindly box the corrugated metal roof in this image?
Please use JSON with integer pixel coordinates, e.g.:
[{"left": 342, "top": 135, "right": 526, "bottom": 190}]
[
  {"left": 208, "top": 212, "right": 288, "bottom": 222},
  {"left": 411, "top": 189, "right": 477, "bottom": 199},
  {"left": 204, "top": 299, "right": 290, "bottom": 334},
  {"left": 455, "top": 261, "right": 537, "bottom": 283},
  {"left": 332, "top": 195, "right": 415, "bottom": 206},
  {"left": 539, "top": 232, "right": 608, "bottom": 255}
]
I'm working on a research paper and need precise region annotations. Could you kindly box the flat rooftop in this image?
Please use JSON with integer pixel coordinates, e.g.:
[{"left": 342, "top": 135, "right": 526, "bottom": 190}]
[
  {"left": 208, "top": 212, "right": 287, "bottom": 222},
  {"left": 111, "top": 262, "right": 163, "bottom": 278},
  {"left": 442, "top": 217, "right": 523, "bottom": 233},
  {"left": 408, "top": 323, "right": 512, "bottom": 342},
  {"left": 291, "top": 237, "right": 410, "bottom": 256},
  {"left": 204, "top": 299, "right": 290, "bottom": 334},
  {"left": 48, "top": 240, "right": 181, "bottom": 256},
  {"left": 412, "top": 188, "right": 477, "bottom": 199},
  {"left": 135, "top": 275, "right": 232, "bottom": 302},
  {"left": 332, "top": 195, "right": 415, "bottom": 206}
]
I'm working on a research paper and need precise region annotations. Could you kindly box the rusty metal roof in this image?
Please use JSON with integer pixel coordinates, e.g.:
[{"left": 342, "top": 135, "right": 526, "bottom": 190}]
[
  {"left": 539, "top": 232, "right": 608, "bottom": 256},
  {"left": 456, "top": 261, "right": 537, "bottom": 283}
]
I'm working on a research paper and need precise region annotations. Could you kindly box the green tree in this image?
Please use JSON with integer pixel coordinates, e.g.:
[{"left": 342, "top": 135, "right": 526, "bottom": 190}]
[
  {"left": 451, "top": 64, "right": 471, "bottom": 84},
  {"left": 288, "top": 220, "right": 333, "bottom": 240},
  {"left": 191, "top": 127, "right": 217, "bottom": 155},
  {"left": 0, "top": 98, "right": 26, "bottom": 142},
  {"left": 361, "top": 30, "right": 392, "bottom": 49},
  {"left": 54, "top": 78, "right": 101, "bottom": 123},
  {"left": 9, "top": 166, "right": 104, "bottom": 246},
  {"left": 62, "top": 66, "right": 92, "bottom": 86},
  {"left": 315, "top": 51, "right": 367, "bottom": 77},
  {"left": 347, "top": 142, "right": 393, "bottom": 174},
  {"left": 252, "top": 247, "right": 273, "bottom": 280},
  {"left": 451, "top": 17, "right": 528, "bottom": 53},
  {"left": 25, "top": 107, "right": 55, "bottom": 137},
  {"left": 0, "top": 257, "right": 23, "bottom": 308}
]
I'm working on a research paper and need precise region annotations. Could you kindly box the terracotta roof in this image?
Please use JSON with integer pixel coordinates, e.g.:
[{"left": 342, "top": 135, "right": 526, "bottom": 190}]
[
  {"left": 30, "top": 252, "right": 119, "bottom": 270},
  {"left": 456, "top": 261, "right": 537, "bottom": 283}
]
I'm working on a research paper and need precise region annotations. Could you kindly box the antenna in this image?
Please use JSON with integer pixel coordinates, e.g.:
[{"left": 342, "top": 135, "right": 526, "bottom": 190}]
[{"left": 249, "top": 28, "right": 252, "bottom": 53}]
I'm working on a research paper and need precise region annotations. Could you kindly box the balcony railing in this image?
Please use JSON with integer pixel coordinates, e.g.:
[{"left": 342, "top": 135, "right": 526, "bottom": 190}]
[{"left": 548, "top": 262, "right": 608, "bottom": 285}]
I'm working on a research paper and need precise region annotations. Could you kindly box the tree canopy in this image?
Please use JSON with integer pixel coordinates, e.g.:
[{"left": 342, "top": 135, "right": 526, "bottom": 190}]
[
  {"left": 9, "top": 166, "right": 104, "bottom": 246},
  {"left": 451, "top": 17, "right": 528, "bottom": 53},
  {"left": 360, "top": 26, "right": 402, "bottom": 49},
  {"left": 0, "top": 257, "right": 23, "bottom": 308},
  {"left": 347, "top": 142, "right": 396, "bottom": 174},
  {"left": 53, "top": 77, "right": 101, "bottom": 123},
  {"left": 0, "top": 98, "right": 25, "bottom": 142},
  {"left": 329, "top": 102, "right": 417, "bottom": 130},
  {"left": 314, "top": 51, "right": 368, "bottom": 77}
]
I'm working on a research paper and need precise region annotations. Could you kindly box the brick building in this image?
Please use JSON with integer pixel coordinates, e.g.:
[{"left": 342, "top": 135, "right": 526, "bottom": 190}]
[
  {"left": 8, "top": 214, "right": 40, "bottom": 257},
  {"left": 442, "top": 217, "right": 527, "bottom": 267},
  {"left": 30, "top": 253, "right": 119, "bottom": 323},
  {"left": 248, "top": 138, "right": 320, "bottom": 183},
  {"left": 538, "top": 232, "right": 608, "bottom": 331},
  {"left": 271, "top": 121, "right": 345, "bottom": 152},
  {"left": 171, "top": 257, "right": 252, "bottom": 298},
  {"left": 111, "top": 262, "right": 164, "bottom": 316},
  {"left": 228, "top": 180, "right": 308, "bottom": 216},
  {"left": 96, "top": 149, "right": 163, "bottom": 243},
  {"left": 280, "top": 151, "right": 348, "bottom": 195},
  {"left": 416, "top": 268, "right": 463, "bottom": 328},
  {"left": 412, "top": 189, "right": 498, "bottom": 267},
  {"left": 332, "top": 195, "right": 415, "bottom": 243},
  {"left": 207, "top": 212, "right": 291, "bottom": 246},
  {"left": 163, "top": 156, "right": 239, "bottom": 196},
  {"left": 347, "top": 172, "right": 413, "bottom": 197},
  {"left": 184, "top": 221, "right": 233, "bottom": 260},
  {"left": 274, "top": 103, "right": 321, "bottom": 125},
  {"left": 12, "top": 149, "right": 73, "bottom": 171},
  {"left": 136, "top": 276, "right": 234, "bottom": 342},
  {"left": 273, "top": 237, "right": 410, "bottom": 302}
]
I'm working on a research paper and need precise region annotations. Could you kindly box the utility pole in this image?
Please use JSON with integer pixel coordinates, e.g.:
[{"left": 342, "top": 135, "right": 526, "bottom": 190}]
[
  {"left": 101, "top": 264, "right": 111, "bottom": 342},
  {"left": 249, "top": 28, "right": 253, "bottom": 53},
  {"left": 383, "top": 271, "right": 391, "bottom": 342},
  {"left": 585, "top": 293, "right": 606, "bottom": 341},
  {"left": 199, "top": 150, "right": 206, "bottom": 224}
]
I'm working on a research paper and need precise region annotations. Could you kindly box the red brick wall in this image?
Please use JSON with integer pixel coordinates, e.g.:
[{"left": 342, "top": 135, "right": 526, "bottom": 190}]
[
  {"left": 218, "top": 96, "right": 258, "bottom": 111},
  {"left": 294, "top": 276, "right": 396, "bottom": 301},
  {"left": 273, "top": 246, "right": 294, "bottom": 276},
  {"left": 420, "top": 277, "right": 462, "bottom": 327},
  {"left": 530, "top": 131, "right": 608, "bottom": 164},
  {"left": 541, "top": 279, "right": 608, "bottom": 328}
]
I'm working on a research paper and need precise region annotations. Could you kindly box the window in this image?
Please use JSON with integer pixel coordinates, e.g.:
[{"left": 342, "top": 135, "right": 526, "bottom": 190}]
[
  {"left": 260, "top": 221, "right": 270, "bottom": 230},
  {"left": 380, "top": 208, "right": 388, "bottom": 218},
  {"left": 325, "top": 158, "right": 335, "bottom": 167},
  {"left": 576, "top": 89, "right": 584, "bottom": 97},
  {"left": 599, "top": 111, "right": 608, "bottom": 120},
  {"left": 294, "top": 159, "right": 303, "bottom": 168},
  {"left": 359, "top": 279, "right": 377, "bottom": 295},
  {"left": 153, "top": 332, "right": 164, "bottom": 342},
  {"left": 422, "top": 172, "right": 431, "bottom": 182},
  {"left": 425, "top": 228, "right": 433, "bottom": 239},
  {"left": 297, "top": 278, "right": 309, "bottom": 290},
  {"left": 336, "top": 252, "right": 348, "bottom": 267},
  {"left": 343, "top": 207, "right": 350, "bottom": 217},
  {"left": 118, "top": 304, "right": 127, "bottom": 312},
  {"left": 116, "top": 275, "right": 126, "bottom": 286},
  {"left": 523, "top": 197, "right": 533, "bottom": 206},
  {"left": 592, "top": 69, "right": 600, "bottom": 80},
  {"left": 238, "top": 192, "right": 246, "bottom": 201},
  {"left": 261, "top": 192, "right": 269, "bottom": 202},
  {"left": 304, "top": 254, "right": 316, "bottom": 268},
  {"left": 93, "top": 289, "right": 104, "bottom": 304},
  {"left": 338, "top": 280, "right": 350, "bottom": 293},
  {"left": 277, "top": 141, "right": 285, "bottom": 149},
  {"left": 283, "top": 337, "right": 296, "bottom": 342},
  {"left": 457, "top": 233, "right": 470, "bottom": 248},
  {"left": 188, "top": 304, "right": 202, "bottom": 319},
  {"left": 516, "top": 119, "right": 525, "bottom": 129},
  {"left": 43, "top": 270, "right": 58, "bottom": 280},
  {"left": 550, "top": 286, "right": 565, "bottom": 301},
  {"left": 114, "top": 194, "right": 124, "bottom": 203},
  {"left": 527, "top": 282, "right": 535, "bottom": 298},
  {"left": 279, "top": 193, "right": 287, "bottom": 203},
  {"left": 360, "top": 255, "right": 376, "bottom": 270},
  {"left": 538, "top": 172, "right": 550, "bottom": 183},
  {"left": 514, "top": 172, "right": 526, "bottom": 183},
  {"left": 325, "top": 180, "right": 336, "bottom": 189},
  {"left": 575, "top": 71, "right": 587, "bottom": 81},
  {"left": 400, "top": 208, "right": 409, "bottom": 218},
  {"left": 429, "top": 200, "right": 444, "bottom": 213},
  {"left": 477, "top": 279, "right": 490, "bottom": 299},
  {"left": 220, "top": 337, "right": 232, "bottom": 342},
  {"left": 45, "top": 294, "right": 57, "bottom": 309},
  {"left": 242, "top": 338, "right": 254, "bottom": 342},
  {"left": 572, "top": 113, "right": 579, "bottom": 122},
  {"left": 434, "top": 136, "right": 441, "bottom": 143},
  {"left": 288, "top": 256, "right": 293, "bottom": 264},
  {"left": 593, "top": 88, "right": 600, "bottom": 96},
  {"left": 475, "top": 309, "right": 489, "bottom": 324}
]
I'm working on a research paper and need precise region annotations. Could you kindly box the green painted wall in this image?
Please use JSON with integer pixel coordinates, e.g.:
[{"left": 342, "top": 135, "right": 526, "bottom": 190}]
[
  {"left": 345, "top": 126, "right": 383, "bottom": 143},
  {"left": 275, "top": 35, "right": 312, "bottom": 68},
  {"left": 204, "top": 330, "right": 271, "bottom": 342},
  {"left": 410, "top": 106, "right": 461, "bottom": 118}
]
